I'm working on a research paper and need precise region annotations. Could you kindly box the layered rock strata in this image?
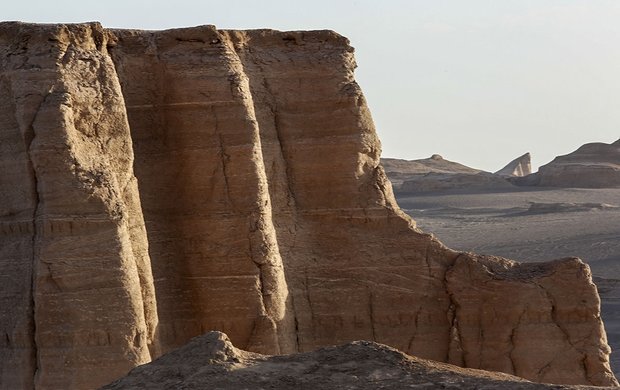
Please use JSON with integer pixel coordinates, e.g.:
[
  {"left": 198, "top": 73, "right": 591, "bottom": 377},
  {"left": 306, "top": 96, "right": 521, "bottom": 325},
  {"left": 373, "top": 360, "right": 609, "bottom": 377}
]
[
  {"left": 514, "top": 141, "right": 620, "bottom": 188},
  {"left": 0, "top": 23, "right": 157, "bottom": 389},
  {"left": 382, "top": 154, "right": 516, "bottom": 193},
  {"left": 381, "top": 154, "right": 481, "bottom": 188},
  {"left": 0, "top": 22, "right": 616, "bottom": 388}
]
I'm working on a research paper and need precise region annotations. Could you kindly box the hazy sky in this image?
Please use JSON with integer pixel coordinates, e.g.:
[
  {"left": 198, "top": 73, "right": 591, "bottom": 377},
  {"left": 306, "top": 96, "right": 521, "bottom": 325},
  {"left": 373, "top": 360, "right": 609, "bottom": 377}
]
[{"left": 5, "top": 0, "right": 620, "bottom": 171}]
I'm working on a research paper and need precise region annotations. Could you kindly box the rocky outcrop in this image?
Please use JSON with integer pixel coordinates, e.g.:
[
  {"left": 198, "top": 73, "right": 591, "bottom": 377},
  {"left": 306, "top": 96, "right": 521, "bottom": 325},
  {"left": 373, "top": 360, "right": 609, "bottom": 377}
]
[
  {"left": 383, "top": 155, "right": 516, "bottom": 193},
  {"left": 0, "top": 22, "right": 616, "bottom": 388},
  {"left": 447, "top": 255, "right": 613, "bottom": 386},
  {"left": 103, "top": 331, "right": 607, "bottom": 390},
  {"left": 514, "top": 141, "right": 620, "bottom": 188},
  {"left": 382, "top": 154, "right": 481, "bottom": 188},
  {"left": 496, "top": 152, "right": 532, "bottom": 177}
]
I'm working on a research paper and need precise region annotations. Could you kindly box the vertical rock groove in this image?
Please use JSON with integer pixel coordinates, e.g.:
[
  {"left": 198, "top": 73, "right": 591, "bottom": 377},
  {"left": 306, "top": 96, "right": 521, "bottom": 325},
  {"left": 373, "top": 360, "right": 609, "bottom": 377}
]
[
  {"left": 1, "top": 22, "right": 157, "bottom": 389},
  {"left": 27, "top": 94, "right": 42, "bottom": 389}
]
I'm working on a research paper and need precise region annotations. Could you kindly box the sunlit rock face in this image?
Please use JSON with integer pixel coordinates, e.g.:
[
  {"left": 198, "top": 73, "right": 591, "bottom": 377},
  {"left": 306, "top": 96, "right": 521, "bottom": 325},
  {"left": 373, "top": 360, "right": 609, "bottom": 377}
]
[{"left": 0, "top": 22, "right": 616, "bottom": 388}]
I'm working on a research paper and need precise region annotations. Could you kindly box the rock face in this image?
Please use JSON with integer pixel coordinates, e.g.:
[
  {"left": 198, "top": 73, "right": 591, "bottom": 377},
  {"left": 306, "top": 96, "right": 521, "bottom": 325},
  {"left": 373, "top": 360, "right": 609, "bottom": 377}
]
[
  {"left": 0, "top": 22, "right": 616, "bottom": 389},
  {"left": 103, "top": 331, "right": 608, "bottom": 390},
  {"left": 496, "top": 152, "right": 532, "bottom": 177},
  {"left": 514, "top": 141, "right": 620, "bottom": 188},
  {"left": 0, "top": 23, "right": 156, "bottom": 389}
]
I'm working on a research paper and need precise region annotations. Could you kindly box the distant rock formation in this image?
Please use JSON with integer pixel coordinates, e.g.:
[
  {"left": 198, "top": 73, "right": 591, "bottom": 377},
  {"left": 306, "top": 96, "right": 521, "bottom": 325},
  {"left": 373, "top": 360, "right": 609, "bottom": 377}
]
[
  {"left": 102, "top": 331, "right": 598, "bottom": 390},
  {"left": 514, "top": 141, "right": 620, "bottom": 188},
  {"left": 381, "top": 155, "right": 480, "bottom": 188},
  {"left": 0, "top": 22, "right": 616, "bottom": 389},
  {"left": 382, "top": 155, "right": 516, "bottom": 193},
  {"left": 496, "top": 152, "right": 532, "bottom": 177}
]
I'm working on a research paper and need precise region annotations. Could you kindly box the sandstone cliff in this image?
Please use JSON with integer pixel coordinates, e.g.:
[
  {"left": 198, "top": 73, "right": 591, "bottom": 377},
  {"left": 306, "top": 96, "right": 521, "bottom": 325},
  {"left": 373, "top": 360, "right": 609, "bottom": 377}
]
[
  {"left": 103, "top": 331, "right": 609, "bottom": 390},
  {"left": 0, "top": 22, "right": 616, "bottom": 388}
]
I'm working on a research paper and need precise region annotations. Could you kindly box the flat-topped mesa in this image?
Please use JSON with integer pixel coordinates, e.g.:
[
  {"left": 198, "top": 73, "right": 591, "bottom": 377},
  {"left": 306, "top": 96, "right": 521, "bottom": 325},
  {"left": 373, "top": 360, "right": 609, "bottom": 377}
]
[{"left": 0, "top": 22, "right": 616, "bottom": 389}]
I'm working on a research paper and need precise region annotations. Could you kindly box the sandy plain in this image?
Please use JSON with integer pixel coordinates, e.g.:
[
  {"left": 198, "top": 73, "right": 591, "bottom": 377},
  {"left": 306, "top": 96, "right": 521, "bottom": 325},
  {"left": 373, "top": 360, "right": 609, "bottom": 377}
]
[{"left": 395, "top": 187, "right": 620, "bottom": 376}]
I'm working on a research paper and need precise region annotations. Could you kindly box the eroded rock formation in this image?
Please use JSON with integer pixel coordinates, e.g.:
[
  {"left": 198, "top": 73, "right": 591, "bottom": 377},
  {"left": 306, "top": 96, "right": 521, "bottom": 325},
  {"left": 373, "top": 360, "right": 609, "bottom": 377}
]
[
  {"left": 496, "top": 152, "right": 532, "bottom": 177},
  {"left": 514, "top": 141, "right": 620, "bottom": 188},
  {"left": 103, "top": 331, "right": 604, "bottom": 390},
  {"left": 0, "top": 22, "right": 616, "bottom": 388},
  {"left": 382, "top": 154, "right": 516, "bottom": 193},
  {"left": 381, "top": 154, "right": 481, "bottom": 188}
]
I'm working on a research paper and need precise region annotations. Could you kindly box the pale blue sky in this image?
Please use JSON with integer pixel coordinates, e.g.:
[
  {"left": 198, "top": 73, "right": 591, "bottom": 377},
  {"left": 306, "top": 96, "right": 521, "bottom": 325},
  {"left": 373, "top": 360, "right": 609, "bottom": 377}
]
[{"left": 5, "top": 1, "right": 620, "bottom": 171}]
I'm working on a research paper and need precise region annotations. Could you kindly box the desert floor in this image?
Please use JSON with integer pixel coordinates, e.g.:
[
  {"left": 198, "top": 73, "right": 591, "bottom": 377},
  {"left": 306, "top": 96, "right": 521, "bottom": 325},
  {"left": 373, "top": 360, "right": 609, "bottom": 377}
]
[{"left": 395, "top": 187, "right": 620, "bottom": 376}]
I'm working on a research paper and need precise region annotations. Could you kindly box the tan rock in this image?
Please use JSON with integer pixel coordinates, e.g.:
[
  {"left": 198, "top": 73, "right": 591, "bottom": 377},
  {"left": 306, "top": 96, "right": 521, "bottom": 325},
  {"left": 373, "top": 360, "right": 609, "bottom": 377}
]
[
  {"left": 382, "top": 155, "right": 516, "bottom": 193},
  {"left": 496, "top": 152, "right": 532, "bottom": 177},
  {"left": 382, "top": 154, "right": 481, "bottom": 188},
  {"left": 516, "top": 141, "right": 620, "bottom": 188},
  {"left": 103, "top": 331, "right": 608, "bottom": 390},
  {"left": 446, "top": 255, "right": 615, "bottom": 386},
  {"left": 0, "top": 22, "right": 616, "bottom": 388},
  {"left": 0, "top": 22, "right": 157, "bottom": 389}
]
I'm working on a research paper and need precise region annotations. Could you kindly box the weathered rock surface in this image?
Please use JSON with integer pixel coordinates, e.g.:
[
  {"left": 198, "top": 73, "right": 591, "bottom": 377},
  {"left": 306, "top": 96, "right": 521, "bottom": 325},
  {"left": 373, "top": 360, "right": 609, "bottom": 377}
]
[
  {"left": 514, "top": 141, "right": 620, "bottom": 188},
  {"left": 0, "top": 22, "right": 616, "bottom": 389},
  {"left": 104, "top": 331, "right": 611, "bottom": 390},
  {"left": 496, "top": 152, "right": 532, "bottom": 177},
  {"left": 0, "top": 22, "right": 157, "bottom": 389}
]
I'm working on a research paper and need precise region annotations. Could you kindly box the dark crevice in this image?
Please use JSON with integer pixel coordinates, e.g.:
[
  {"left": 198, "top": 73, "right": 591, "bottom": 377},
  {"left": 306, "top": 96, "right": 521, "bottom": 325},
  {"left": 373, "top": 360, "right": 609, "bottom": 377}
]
[
  {"left": 26, "top": 93, "right": 47, "bottom": 386},
  {"left": 508, "top": 309, "right": 526, "bottom": 376},
  {"left": 535, "top": 281, "right": 592, "bottom": 383},
  {"left": 406, "top": 308, "right": 422, "bottom": 353},
  {"left": 217, "top": 133, "right": 233, "bottom": 209},
  {"left": 261, "top": 77, "right": 297, "bottom": 208},
  {"left": 368, "top": 289, "right": 376, "bottom": 341},
  {"left": 444, "top": 259, "right": 464, "bottom": 366},
  {"left": 290, "top": 294, "right": 301, "bottom": 352}
]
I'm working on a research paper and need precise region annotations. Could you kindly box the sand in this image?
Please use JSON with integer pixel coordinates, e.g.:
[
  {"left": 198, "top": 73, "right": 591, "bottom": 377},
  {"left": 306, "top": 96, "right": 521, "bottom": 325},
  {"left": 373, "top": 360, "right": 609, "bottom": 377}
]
[{"left": 396, "top": 187, "right": 620, "bottom": 375}]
